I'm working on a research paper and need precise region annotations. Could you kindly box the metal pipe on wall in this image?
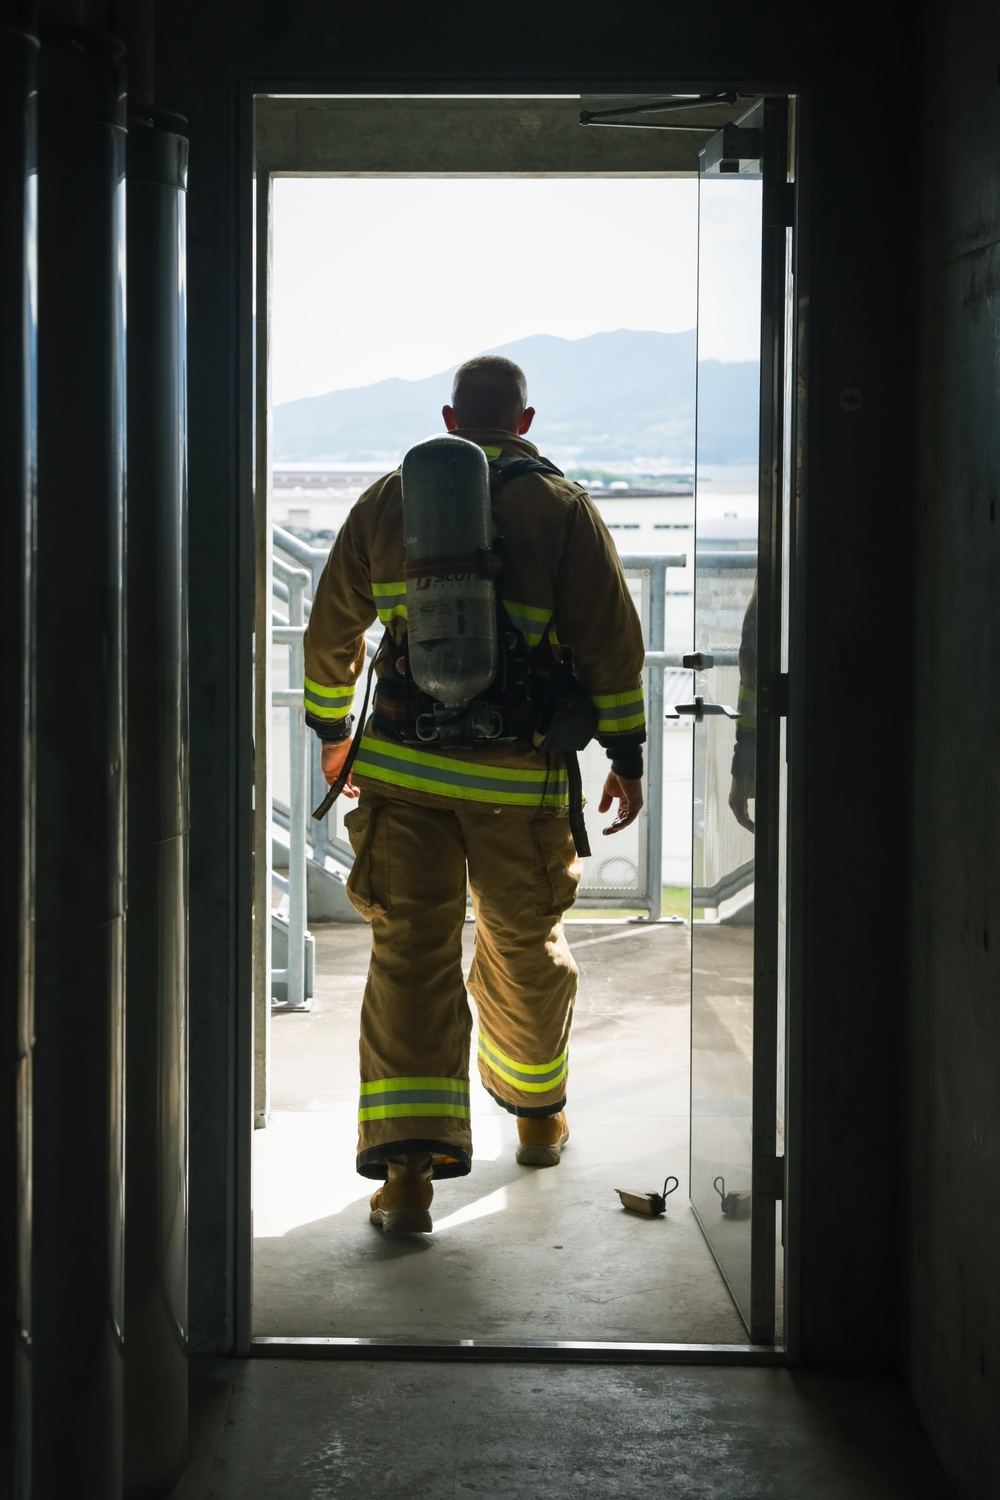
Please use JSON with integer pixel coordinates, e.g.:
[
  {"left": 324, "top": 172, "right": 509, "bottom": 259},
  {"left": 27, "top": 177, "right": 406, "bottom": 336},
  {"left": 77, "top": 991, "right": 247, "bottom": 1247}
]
[
  {"left": 0, "top": 13, "right": 38, "bottom": 1499},
  {"left": 33, "top": 24, "right": 127, "bottom": 1498},
  {"left": 124, "top": 105, "right": 190, "bottom": 1500}
]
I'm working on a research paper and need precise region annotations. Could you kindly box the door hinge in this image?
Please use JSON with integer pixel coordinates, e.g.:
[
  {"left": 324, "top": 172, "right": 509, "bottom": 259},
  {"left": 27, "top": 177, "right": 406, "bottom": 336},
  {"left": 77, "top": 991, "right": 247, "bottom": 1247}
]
[
  {"left": 753, "top": 1154, "right": 785, "bottom": 1202},
  {"left": 759, "top": 672, "right": 789, "bottom": 717},
  {"left": 701, "top": 124, "right": 763, "bottom": 174}
]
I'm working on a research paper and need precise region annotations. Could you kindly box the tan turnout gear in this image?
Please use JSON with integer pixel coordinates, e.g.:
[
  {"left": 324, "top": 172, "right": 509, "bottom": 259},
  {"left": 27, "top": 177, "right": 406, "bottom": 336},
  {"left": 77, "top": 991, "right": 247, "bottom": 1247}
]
[
  {"left": 304, "top": 427, "right": 645, "bottom": 1180},
  {"left": 345, "top": 791, "right": 580, "bottom": 1178}
]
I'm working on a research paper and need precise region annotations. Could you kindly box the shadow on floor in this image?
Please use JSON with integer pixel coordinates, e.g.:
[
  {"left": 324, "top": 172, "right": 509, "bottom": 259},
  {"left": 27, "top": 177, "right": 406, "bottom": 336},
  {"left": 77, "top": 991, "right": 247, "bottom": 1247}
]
[{"left": 167, "top": 1356, "right": 957, "bottom": 1500}]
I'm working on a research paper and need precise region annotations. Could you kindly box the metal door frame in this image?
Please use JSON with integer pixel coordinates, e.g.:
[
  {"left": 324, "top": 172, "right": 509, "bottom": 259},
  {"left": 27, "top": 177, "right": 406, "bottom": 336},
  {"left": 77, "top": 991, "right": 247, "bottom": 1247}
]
[{"left": 235, "top": 77, "right": 805, "bottom": 1363}]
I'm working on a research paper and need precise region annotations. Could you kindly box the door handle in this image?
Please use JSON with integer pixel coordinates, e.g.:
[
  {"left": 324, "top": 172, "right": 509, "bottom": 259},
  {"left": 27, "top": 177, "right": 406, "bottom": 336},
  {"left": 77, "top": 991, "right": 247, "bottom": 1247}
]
[{"left": 666, "top": 695, "right": 739, "bottom": 723}]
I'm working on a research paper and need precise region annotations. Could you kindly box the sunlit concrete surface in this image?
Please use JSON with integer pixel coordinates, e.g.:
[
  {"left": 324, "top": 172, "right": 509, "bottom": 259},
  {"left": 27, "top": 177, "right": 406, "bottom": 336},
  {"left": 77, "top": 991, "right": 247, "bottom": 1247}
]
[
  {"left": 169, "top": 1358, "right": 956, "bottom": 1500},
  {"left": 252, "top": 920, "right": 753, "bottom": 1344}
]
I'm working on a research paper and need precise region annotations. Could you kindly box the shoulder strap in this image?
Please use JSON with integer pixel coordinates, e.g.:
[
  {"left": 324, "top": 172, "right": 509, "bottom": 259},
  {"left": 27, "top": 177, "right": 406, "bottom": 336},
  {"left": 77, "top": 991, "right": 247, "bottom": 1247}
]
[{"left": 489, "top": 455, "right": 565, "bottom": 488}]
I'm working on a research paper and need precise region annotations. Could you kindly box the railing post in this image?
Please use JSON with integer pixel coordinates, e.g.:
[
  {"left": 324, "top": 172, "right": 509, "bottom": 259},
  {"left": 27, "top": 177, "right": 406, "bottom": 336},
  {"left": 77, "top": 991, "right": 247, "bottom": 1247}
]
[
  {"left": 281, "top": 569, "right": 309, "bottom": 1011},
  {"left": 644, "top": 560, "right": 667, "bottom": 922}
]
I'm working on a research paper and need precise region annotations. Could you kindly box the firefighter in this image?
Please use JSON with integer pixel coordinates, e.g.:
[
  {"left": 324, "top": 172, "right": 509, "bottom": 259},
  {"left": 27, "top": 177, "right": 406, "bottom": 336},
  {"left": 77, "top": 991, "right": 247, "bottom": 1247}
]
[
  {"left": 304, "top": 355, "right": 646, "bottom": 1233},
  {"left": 729, "top": 576, "right": 758, "bottom": 832}
]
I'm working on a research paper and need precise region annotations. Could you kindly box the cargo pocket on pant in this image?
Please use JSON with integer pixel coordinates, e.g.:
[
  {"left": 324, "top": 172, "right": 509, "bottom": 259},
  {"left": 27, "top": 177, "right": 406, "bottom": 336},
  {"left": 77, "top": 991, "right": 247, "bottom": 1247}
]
[
  {"left": 532, "top": 812, "right": 582, "bottom": 917},
  {"left": 344, "top": 803, "right": 391, "bottom": 919}
]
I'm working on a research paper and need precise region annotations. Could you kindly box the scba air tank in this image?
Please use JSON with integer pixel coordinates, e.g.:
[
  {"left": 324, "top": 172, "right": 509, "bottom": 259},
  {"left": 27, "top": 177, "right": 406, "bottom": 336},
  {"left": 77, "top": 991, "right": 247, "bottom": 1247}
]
[{"left": 401, "top": 435, "right": 498, "bottom": 718}]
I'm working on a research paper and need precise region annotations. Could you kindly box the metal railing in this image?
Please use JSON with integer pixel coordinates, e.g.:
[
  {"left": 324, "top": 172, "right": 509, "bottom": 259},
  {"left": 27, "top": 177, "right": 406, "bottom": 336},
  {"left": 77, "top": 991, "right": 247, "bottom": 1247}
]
[{"left": 270, "top": 525, "right": 694, "bottom": 1009}]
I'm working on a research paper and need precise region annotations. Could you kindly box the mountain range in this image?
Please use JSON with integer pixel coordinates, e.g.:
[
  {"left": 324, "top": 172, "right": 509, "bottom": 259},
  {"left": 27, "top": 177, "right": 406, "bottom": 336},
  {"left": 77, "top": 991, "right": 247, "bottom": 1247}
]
[{"left": 272, "top": 328, "right": 759, "bottom": 469}]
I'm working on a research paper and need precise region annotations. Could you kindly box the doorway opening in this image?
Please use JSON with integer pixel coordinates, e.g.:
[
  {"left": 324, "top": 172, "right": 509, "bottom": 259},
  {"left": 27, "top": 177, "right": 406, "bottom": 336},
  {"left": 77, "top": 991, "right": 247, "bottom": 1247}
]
[{"left": 250, "top": 91, "right": 793, "bottom": 1353}]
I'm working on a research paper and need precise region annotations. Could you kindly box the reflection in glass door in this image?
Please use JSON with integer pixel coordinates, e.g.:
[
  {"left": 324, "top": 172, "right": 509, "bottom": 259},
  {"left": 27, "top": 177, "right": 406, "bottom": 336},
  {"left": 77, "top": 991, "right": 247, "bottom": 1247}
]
[{"left": 689, "top": 100, "right": 790, "bottom": 1344}]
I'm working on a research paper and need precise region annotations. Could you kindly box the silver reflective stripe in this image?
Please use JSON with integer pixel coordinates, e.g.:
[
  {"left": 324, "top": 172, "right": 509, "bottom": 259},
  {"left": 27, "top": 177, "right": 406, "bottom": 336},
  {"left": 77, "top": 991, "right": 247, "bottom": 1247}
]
[
  {"left": 594, "top": 698, "right": 643, "bottom": 722},
  {"left": 504, "top": 611, "right": 550, "bottom": 644},
  {"left": 478, "top": 1035, "right": 568, "bottom": 1087}
]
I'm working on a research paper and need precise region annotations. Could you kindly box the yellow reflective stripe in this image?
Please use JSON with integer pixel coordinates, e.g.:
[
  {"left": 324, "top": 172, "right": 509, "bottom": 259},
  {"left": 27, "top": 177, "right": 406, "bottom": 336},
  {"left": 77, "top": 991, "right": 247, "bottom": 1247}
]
[
  {"left": 304, "top": 678, "right": 354, "bottom": 700},
  {"left": 353, "top": 737, "right": 568, "bottom": 807},
  {"left": 304, "top": 697, "right": 353, "bottom": 720},
  {"left": 360, "top": 1103, "right": 472, "bottom": 1121},
  {"left": 358, "top": 1075, "right": 471, "bottom": 1123},
  {"left": 372, "top": 580, "right": 407, "bottom": 623},
  {"left": 303, "top": 678, "right": 354, "bottom": 720},
  {"left": 593, "top": 687, "right": 645, "bottom": 735},
  {"left": 478, "top": 1034, "right": 567, "bottom": 1076},
  {"left": 478, "top": 1034, "right": 569, "bottom": 1092},
  {"left": 593, "top": 690, "right": 645, "bottom": 709},
  {"left": 597, "top": 711, "right": 645, "bottom": 733},
  {"left": 504, "top": 599, "right": 551, "bottom": 623},
  {"left": 737, "top": 683, "right": 756, "bottom": 728},
  {"left": 503, "top": 599, "right": 553, "bottom": 649},
  {"left": 481, "top": 445, "right": 503, "bottom": 459},
  {"left": 360, "top": 1076, "right": 466, "bottom": 1095}
]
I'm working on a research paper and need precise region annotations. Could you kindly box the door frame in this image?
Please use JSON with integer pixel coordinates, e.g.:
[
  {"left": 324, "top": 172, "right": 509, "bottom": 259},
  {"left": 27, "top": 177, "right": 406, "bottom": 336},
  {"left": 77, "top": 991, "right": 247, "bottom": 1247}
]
[
  {"left": 234, "top": 77, "right": 807, "bottom": 1361},
  {"left": 687, "top": 94, "right": 791, "bottom": 1347}
]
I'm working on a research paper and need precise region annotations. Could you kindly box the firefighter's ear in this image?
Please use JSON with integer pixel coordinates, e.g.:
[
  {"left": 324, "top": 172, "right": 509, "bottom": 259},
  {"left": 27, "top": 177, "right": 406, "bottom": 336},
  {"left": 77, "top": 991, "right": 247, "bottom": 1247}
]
[
  {"left": 518, "top": 406, "right": 535, "bottom": 435},
  {"left": 442, "top": 404, "right": 458, "bottom": 432}
]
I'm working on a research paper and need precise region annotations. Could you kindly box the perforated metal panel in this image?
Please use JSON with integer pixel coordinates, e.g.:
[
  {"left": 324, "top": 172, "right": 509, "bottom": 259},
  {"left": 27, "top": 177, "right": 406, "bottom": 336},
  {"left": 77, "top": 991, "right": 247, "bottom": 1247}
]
[
  {"left": 576, "top": 565, "right": 652, "bottom": 905},
  {"left": 692, "top": 559, "right": 756, "bottom": 907}
]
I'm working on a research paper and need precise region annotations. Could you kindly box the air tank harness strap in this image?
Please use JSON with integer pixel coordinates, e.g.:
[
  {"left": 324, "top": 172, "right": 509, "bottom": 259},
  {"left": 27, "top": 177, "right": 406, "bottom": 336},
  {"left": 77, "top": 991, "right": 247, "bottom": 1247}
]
[
  {"left": 564, "top": 752, "right": 591, "bottom": 859},
  {"left": 311, "top": 639, "right": 384, "bottom": 821}
]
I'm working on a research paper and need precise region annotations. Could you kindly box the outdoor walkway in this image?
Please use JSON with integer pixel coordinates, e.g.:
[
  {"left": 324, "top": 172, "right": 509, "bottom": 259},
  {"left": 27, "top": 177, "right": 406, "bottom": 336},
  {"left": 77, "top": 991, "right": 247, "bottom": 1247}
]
[{"left": 253, "top": 919, "right": 749, "bottom": 1345}]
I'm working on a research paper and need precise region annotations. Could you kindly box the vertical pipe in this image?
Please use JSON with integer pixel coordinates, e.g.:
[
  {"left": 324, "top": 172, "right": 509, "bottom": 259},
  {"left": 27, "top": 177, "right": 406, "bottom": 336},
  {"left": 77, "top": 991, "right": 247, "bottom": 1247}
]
[
  {"left": 645, "top": 560, "right": 666, "bottom": 922},
  {"left": 253, "top": 165, "right": 273, "bottom": 1122},
  {"left": 33, "top": 25, "right": 126, "bottom": 1498},
  {"left": 0, "top": 17, "right": 38, "bottom": 1500},
  {"left": 124, "top": 107, "right": 190, "bottom": 1500}
]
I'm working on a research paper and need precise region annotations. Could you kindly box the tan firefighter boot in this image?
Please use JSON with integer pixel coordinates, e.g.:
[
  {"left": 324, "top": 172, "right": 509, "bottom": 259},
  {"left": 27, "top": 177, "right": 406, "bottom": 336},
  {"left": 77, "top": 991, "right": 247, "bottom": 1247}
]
[
  {"left": 515, "top": 1111, "right": 570, "bottom": 1167},
  {"left": 369, "top": 1152, "right": 435, "bottom": 1233}
]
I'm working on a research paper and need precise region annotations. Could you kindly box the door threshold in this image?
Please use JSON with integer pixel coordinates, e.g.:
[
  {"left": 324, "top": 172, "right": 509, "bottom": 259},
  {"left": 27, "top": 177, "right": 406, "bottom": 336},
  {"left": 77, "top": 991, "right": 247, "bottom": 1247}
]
[{"left": 252, "top": 1336, "right": 784, "bottom": 1365}]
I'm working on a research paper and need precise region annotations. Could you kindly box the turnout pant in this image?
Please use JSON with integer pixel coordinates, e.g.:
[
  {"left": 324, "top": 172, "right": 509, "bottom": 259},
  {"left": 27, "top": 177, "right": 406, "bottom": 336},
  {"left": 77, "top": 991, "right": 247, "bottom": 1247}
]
[{"left": 344, "top": 790, "right": 581, "bottom": 1180}]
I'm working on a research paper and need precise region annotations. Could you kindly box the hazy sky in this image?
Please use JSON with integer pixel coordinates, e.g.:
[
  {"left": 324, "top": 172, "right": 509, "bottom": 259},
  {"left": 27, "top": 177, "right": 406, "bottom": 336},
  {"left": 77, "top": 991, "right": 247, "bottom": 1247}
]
[{"left": 271, "top": 176, "right": 761, "bottom": 406}]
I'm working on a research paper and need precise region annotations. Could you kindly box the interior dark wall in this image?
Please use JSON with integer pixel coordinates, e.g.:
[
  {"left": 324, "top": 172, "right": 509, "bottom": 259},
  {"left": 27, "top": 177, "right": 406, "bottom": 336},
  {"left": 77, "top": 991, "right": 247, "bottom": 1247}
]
[
  {"left": 153, "top": 0, "right": 921, "bottom": 1365},
  {"left": 910, "top": 0, "right": 1000, "bottom": 1494}
]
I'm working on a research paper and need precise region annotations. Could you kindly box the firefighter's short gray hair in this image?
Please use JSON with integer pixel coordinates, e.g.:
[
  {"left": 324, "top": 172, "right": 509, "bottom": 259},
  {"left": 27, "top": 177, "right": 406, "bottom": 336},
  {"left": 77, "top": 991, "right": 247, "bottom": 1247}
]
[{"left": 451, "top": 355, "right": 528, "bottom": 426}]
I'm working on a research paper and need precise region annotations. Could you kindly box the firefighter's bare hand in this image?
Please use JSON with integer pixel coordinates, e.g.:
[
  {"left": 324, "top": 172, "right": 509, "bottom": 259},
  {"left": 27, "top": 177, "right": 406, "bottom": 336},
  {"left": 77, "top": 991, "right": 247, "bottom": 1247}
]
[
  {"left": 321, "top": 740, "right": 359, "bottom": 798},
  {"left": 599, "top": 773, "right": 643, "bottom": 835},
  {"left": 729, "top": 774, "right": 755, "bottom": 832}
]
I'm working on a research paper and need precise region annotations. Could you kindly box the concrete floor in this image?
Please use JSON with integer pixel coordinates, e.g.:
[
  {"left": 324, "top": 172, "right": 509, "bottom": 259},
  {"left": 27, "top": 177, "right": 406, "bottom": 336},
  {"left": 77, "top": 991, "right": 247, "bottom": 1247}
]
[
  {"left": 253, "top": 920, "right": 765, "bottom": 1345},
  {"left": 168, "top": 1357, "right": 957, "bottom": 1499}
]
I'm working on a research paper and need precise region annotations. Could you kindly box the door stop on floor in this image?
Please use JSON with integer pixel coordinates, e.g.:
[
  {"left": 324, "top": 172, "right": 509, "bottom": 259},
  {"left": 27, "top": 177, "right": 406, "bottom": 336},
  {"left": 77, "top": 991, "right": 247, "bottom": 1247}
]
[{"left": 616, "top": 1176, "right": 680, "bottom": 1217}]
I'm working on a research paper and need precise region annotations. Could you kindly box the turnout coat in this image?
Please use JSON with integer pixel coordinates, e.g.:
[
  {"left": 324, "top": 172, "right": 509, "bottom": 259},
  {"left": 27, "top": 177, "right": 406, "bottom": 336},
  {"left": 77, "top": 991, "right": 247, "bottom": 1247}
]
[{"left": 303, "top": 427, "right": 647, "bottom": 811}]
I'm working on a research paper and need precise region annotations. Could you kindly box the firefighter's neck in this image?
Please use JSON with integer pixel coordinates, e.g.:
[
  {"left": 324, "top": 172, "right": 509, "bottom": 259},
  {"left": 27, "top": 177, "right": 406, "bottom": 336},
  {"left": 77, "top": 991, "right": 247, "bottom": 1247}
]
[{"left": 441, "top": 404, "right": 535, "bottom": 436}]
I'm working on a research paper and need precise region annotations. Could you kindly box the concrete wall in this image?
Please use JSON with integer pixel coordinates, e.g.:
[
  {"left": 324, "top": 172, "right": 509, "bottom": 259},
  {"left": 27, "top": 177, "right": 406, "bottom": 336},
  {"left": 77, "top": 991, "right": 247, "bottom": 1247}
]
[
  {"left": 909, "top": 1, "right": 1000, "bottom": 1494},
  {"left": 153, "top": 0, "right": 922, "bottom": 1364}
]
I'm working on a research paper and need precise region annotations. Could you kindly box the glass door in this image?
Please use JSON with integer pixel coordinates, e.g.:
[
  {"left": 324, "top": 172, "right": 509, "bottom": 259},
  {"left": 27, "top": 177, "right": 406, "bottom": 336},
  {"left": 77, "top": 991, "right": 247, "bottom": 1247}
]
[{"left": 688, "top": 99, "right": 791, "bottom": 1344}]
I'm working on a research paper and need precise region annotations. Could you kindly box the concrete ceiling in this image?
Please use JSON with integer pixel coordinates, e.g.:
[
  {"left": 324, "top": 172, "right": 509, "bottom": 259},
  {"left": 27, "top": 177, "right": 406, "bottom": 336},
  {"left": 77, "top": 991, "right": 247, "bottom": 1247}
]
[{"left": 255, "top": 92, "right": 761, "bottom": 176}]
